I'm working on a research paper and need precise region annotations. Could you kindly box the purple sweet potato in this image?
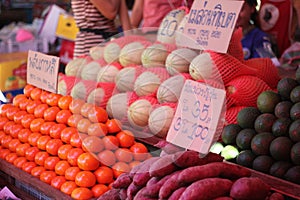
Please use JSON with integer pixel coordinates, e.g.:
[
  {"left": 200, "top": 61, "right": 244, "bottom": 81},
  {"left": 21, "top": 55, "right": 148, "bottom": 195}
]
[
  {"left": 129, "top": 156, "right": 159, "bottom": 178},
  {"left": 159, "top": 171, "right": 183, "bottom": 199},
  {"left": 127, "top": 182, "right": 143, "bottom": 200},
  {"left": 149, "top": 154, "right": 178, "bottom": 177},
  {"left": 154, "top": 140, "right": 183, "bottom": 154},
  {"left": 112, "top": 172, "right": 132, "bottom": 189},
  {"left": 267, "top": 192, "right": 285, "bottom": 200},
  {"left": 172, "top": 151, "right": 223, "bottom": 168},
  {"left": 133, "top": 187, "right": 157, "bottom": 200},
  {"left": 214, "top": 197, "right": 233, "bottom": 200},
  {"left": 168, "top": 187, "right": 186, "bottom": 200},
  {"left": 230, "top": 177, "right": 271, "bottom": 200},
  {"left": 179, "top": 178, "right": 233, "bottom": 200},
  {"left": 119, "top": 188, "right": 127, "bottom": 200},
  {"left": 97, "top": 188, "right": 121, "bottom": 200},
  {"left": 146, "top": 176, "right": 160, "bottom": 187}
]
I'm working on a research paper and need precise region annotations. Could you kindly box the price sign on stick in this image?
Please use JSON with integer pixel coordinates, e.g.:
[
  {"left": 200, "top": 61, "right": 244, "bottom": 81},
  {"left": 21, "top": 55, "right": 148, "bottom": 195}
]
[
  {"left": 167, "top": 80, "right": 226, "bottom": 156},
  {"left": 27, "top": 50, "right": 60, "bottom": 93},
  {"left": 177, "top": 0, "right": 244, "bottom": 53}
]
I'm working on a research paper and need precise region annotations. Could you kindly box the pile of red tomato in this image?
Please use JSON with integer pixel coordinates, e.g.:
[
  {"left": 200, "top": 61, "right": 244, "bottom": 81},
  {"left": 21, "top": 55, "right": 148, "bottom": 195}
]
[{"left": 0, "top": 84, "right": 151, "bottom": 199}]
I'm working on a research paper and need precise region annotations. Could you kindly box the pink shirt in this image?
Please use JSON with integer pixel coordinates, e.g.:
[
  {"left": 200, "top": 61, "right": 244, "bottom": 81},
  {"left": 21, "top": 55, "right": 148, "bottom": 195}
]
[{"left": 142, "top": 0, "right": 183, "bottom": 28}]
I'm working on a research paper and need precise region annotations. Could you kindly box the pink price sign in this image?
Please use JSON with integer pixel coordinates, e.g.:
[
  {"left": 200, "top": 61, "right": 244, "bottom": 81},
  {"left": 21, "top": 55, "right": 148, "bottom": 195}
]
[
  {"left": 27, "top": 50, "right": 60, "bottom": 93},
  {"left": 177, "top": 0, "right": 244, "bottom": 53},
  {"left": 167, "top": 80, "right": 226, "bottom": 156}
]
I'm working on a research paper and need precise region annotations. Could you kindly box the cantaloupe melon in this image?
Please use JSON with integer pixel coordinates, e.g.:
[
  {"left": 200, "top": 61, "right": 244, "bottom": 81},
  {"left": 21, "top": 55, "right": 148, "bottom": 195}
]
[
  {"left": 119, "top": 41, "right": 150, "bottom": 67},
  {"left": 127, "top": 99, "right": 152, "bottom": 127},
  {"left": 80, "top": 61, "right": 102, "bottom": 81},
  {"left": 148, "top": 105, "right": 175, "bottom": 138},
  {"left": 141, "top": 43, "right": 169, "bottom": 68},
  {"left": 115, "top": 66, "right": 145, "bottom": 92},
  {"left": 70, "top": 80, "right": 97, "bottom": 101},
  {"left": 89, "top": 45, "right": 104, "bottom": 60},
  {"left": 134, "top": 71, "right": 161, "bottom": 96},
  {"left": 166, "top": 48, "right": 198, "bottom": 75},
  {"left": 65, "top": 57, "right": 88, "bottom": 77},
  {"left": 97, "top": 64, "right": 120, "bottom": 83}
]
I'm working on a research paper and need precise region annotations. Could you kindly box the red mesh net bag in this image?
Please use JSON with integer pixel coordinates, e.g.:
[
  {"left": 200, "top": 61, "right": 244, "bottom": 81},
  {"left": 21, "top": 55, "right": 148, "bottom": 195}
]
[
  {"left": 153, "top": 40, "right": 178, "bottom": 53},
  {"left": 57, "top": 75, "right": 78, "bottom": 96},
  {"left": 226, "top": 75, "right": 271, "bottom": 107},
  {"left": 205, "top": 50, "right": 258, "bottom": 85},
  {"left": 225, "top": 106, "right": 246, "bottom": 125},
  {"left": 244, "top": 58, "right": 280, "bottom": 89},
  {"left": 197, "top": 78, "right": 225, "bottom": 89},
  {"left": 146, "top": 67, "right": 171, "bottom": 82},
  {"left": 227, "top": 28, "right": 244, "bottom": 61},
  {"left": 86, "top": 82, "right": 116, "bottom": 108},
  {"left": 70, "top": 79, "right": 98, "bottom": 101}
]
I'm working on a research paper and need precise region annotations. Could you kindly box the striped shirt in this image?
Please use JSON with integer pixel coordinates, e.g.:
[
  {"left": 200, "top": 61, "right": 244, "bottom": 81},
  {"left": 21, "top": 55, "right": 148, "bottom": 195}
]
[{"left": 71, "top": 0, "right": 118, "bottom": 58}]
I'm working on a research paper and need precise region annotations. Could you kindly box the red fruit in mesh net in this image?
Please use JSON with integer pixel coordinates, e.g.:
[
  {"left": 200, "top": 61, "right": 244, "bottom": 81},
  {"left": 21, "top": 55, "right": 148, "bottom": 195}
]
[
  {"left": 226, "top": 75, "right": 271, "bottom": 107},
  {"left": 244, "top": 58, "right": 280, "bottom": 89},
  {"left": 197, "top": 78, "right": 225, "bottom": 89},
  {"left": 106, "top": 35, "right": 148, "bottom": 48},
  {"left": 206, "top": 50, "right": 258, "bottom": 85},
  {"left": 58, "top": 75, "right": 78, "bottom": 96},
  {"left": 225, "top": 106, "right": 246, "bottom": 125},
  {"left": 227, "top": 28, "right": 244, "bottom": 61}
]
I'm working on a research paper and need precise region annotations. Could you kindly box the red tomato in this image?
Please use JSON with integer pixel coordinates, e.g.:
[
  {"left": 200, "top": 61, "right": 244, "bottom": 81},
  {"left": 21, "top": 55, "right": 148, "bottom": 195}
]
[
  {"left": 6, "top": 106, "right": 20, "bottom": 121},
  {"left": 3, "top": 121, "right": 15, "bottom": 134},
  {"left": 0, "top": 116, "right": 9, "bottom": 130},
  {"left": 46, "top": 139, "right": 63, "bottom": 156},
  {"left": 34, "top": 151, "right": 50, "bottom": 166},
  {"left": 1, "top": 135, "right": 13, "bottom": 149},
  {"left": 44, "top": 156, "right": 60, "bottom": 171},
  {"left": 67, "top": 114, "right": 84, "bottom": 128},
  {"left": 0, "top": 149, "right": 11, "bottom": 159},
  {"left": 31, "top": 166, "right": 46, "bottom": 178},
  {"left": 13, "top": 110, "right": 27, "bottom": 124},
  {"left": 17, "top": 128, "right": 32, "bottom": 143},
  {"left": 71, "top": 187, "right": 93, "bottom": 200},
  {"left": 46, "top": 93, "right": 62, "bottom": 107},
  {"left": 30, "top": 87, "right": 42, "bottom": 101},
  {"left": 0, "top": 104, "right": 13, "bottom": 117},
  {"left": 94, "top": 166, "right": 114, "bottom": 184},
  {"left": 67, "top": 148, "right": 84, "bottom": 166},
  {"left": 61, "top": 127, "right": 77, "bottom": 144},
  {"left": 58, "top": 95, "right": 73, "bottom": 110},
  {"left": 33, "top": 104, "right": 49, "bottom": 118},
  {"left": 37, "top": 135, "right": 51, "bottom": 151},
  {"left": 40, "top": 90, "right": 50, "bottom": 104},
  {"left": 5, "top": 152, "right": 18, "bottom": 163},
  {"left": 75, "top": 171, "right": 96, "bottom": 187},
  {"left": 26, "top": 100, "right": 41, "bottom": 114},
  {"left": 23, "top": 84, "right": 35, "bottom": 97},
  {"left": 49, "top": 123, "right": 67, "bottom": 139},
  {"left": 106, "top": 119, "right": 122, "bottom": 133},
  {"left": 12, "top": 94, "right": 27, "bottom": 107},
  {"left": 40, "top": 170, "right": 57, "bottom": 184},
  {"left": 13, "top": 156, "right": 27, "bottom": 169},
  {"left": 57, "top": 144, "right": 73, "bottom": 160},
  {"left": 77, "top": 152, "right": 100, "bottom": 171},
  {"left": 91, "top": 184, "right": 109, "bottom": 198},
  {"left": 19, "top": 98, "right": 31, "bottom": 111},
  {"left": 55, "top": 160, "right": 71, "bottom": 176},
  {"left": 21, "top": 114, "right": 35, "bottom": 129},
  {"left": 64, "top": 167, "right": 81, "bottom": 181},
  {"left": 28, "top": 132, "right": 42, "bottom": 147},
  {"left": 22, "top": 161, "right": 37, "bottom": 174},
  {"left": 25, "top": 146, "right": 40, "bottom": 161},
  {"left": 56, "top": 110, "right": 72, "bottom": 124},
  {"left": 60, "top": 181, "right": 78, "bottom": 195},
  {"left": 44, "top": 106, "right": 61, "bottom": 122},
  {"left": 70, "top": 133, "right": 83, "bottom": 148},
  {"left": 40, "top": 121, "right": 56, "bottom": 135},
  {"left": 8, "top": 139, "right": 21, "bottom": 152},
  {"left": 15, "top": 143, "right": 31, "bottom": 157},
  {"left": 10, "top": 124, "right": 23, "bottom": 138},
  {"left": 51, "top": 176, "right": 67, "bottom": 190},
  {"left": 69, "top": 99, "right": 85, "bottom": 114},
  {"left": 88, "top": 106, "right": 108, "bottom": 123},
  {"left": 29, "top": 118, "right": 45, "bottom": 133}
]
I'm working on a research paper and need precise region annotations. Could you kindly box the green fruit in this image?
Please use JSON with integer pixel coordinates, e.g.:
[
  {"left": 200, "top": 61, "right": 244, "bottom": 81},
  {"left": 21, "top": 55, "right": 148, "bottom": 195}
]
[
  {"left": 252, "top": 155, "right": 274, "bottom": 173},
  {"left": 236, "top": 150, "right": 256, "bottom": 168},
  {"left": 274, "top": 101, "right": 293, "bottom": 118},
  {"left": 288, "top": 119, "right": 300, "bottom": 142},
  {"left": 257, "top": 90, "right": 281, "bottom": 113},
  {"left": 254, "top": 113, "right": 277, "bottom": 133},
  {"left": 251, "top": 132, "right": 275, "bottom": 155},
  {"left": 290, "top": 85, "right": 300, "bottom": 103},
  {"left": 271, "top": 118, "right": 292, "bottom": 137},
  {"left": 237, "top": 107, "right": 261, "bottom": 129},
  {"left": 236, "top": 129, "right": 256, "bottom": 150},
  {"left": 221, "top": 145, "right": 239, "bottom": 160},
  {"left": 269, "top": 137, "right": 293, "bottom": 161},
  {"left": 269, "top": 161, "right": 292, "bottom": 178},
  {"left": 284, "top": 166, "right": 300, "bottom": 184},
  {"left": 221, "top": 124, "right": 242, "bottom": 145},
  {"left": 290, "top": 102, "right": 300, "bottom": 121},
  {"left": 296, "top": 67, "right": 300, "bottom": 83},
  {"left": 277, "top": 77, "right": 298, "bottom": 100},
  {"left": 291, "top": 142, "right": 300, "bottom": 165}
]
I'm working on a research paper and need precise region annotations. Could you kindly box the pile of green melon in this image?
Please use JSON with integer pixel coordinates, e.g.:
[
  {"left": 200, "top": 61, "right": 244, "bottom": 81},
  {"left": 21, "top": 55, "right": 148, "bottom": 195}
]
[{"left": 221, "top": 68, "right": 300, "bottom": 184}]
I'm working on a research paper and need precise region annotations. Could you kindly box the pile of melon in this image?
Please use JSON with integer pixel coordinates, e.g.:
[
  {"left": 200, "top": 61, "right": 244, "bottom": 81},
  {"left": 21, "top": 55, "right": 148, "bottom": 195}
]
[{"left": 58, "top": 7, "right": 280, "bottom": 140}]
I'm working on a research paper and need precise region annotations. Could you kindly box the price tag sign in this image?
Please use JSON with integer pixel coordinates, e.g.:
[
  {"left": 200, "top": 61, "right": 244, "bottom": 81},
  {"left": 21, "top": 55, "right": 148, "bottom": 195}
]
[
  {"left": 27, "top": 50, "right": 60, "bottom": 93},
  {"left": 177, "top": 0, "right": 244, "bottom": 53},
  {"left": 167, "top": 80, "right": 226, "bottom": 156}
]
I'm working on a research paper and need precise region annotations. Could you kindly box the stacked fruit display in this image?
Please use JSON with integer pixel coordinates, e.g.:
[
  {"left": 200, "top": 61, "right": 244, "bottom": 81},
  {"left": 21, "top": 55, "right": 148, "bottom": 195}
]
[
  {"left": 221, "top": 69, "right": 300, "bottom": 184},
  {"left": 98, "top": 149, "right": 284, "bottom": 200},
  {"left": 0, "top": 84, "right": 151, "bottom": 199}
]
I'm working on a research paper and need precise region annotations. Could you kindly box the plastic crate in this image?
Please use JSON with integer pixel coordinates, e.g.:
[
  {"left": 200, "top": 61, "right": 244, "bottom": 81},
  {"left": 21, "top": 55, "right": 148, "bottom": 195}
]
[{"left": 6, "top": 37, "right": 49, "bottom": 53}]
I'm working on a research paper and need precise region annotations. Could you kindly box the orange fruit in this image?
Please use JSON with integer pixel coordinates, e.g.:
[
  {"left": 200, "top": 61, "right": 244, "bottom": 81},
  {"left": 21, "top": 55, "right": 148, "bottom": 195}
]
[
  {"left": 97, "top": 149, "right": 116, "bottom": 167},
  {"left": 129, "top": 142, "right": 149, "bottom": 161},
  {"left": 106, "top": 119, "right": 122, "bottom": 133},
  {"left": 112, "top": 161, "right": 131, "bottom": 178},
  {"left": 115, "top": 148, "right": 133, "bottom": 163},
  {"left": 102, "top": 135, "right": 120, "bottom": 150},
  {"left": 88, "top": 106, "right": 108, "bottom": 123},
  {"left": 116, "top": 130, "right": 135, "bottom": 148},
  {"left": 94, "top": 166, "right": 114, "bottom": 184},
  {"left": 87, "top": 122, "right": 108, "bottom": 137}
]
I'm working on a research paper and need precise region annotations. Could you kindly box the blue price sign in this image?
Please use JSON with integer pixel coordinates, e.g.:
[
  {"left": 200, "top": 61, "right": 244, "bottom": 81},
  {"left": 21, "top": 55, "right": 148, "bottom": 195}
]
[{"left": 167, "top": 80, "right": 226, "bottom": 155}]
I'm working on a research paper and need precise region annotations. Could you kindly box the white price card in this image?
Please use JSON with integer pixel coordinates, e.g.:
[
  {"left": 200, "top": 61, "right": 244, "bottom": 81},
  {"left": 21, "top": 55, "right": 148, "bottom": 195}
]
[
  {"left": 167, "top": 80, "right": 226, "bottom": 156},
  {"left": 177, "top": 0, "right": 244, "bottom": 53},
  {"left": 27, "top": 50, "right": 60, "bottom": 93}
]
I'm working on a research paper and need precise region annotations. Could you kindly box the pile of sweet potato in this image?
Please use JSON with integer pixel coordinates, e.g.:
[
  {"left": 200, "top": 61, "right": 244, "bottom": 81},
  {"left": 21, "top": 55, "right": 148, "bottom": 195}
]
[{"left": 98, "top": 149, "right": 285, "bottom": 200}]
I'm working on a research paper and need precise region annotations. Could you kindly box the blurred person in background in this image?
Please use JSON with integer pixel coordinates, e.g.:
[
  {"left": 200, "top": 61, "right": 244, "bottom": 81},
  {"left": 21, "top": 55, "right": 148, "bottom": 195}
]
[
  {"left": 236, "top": 0, "right": 276, "bottom": 60},
  {"left": 71, "top": 0, "right": 131, "bottom": 58}
]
